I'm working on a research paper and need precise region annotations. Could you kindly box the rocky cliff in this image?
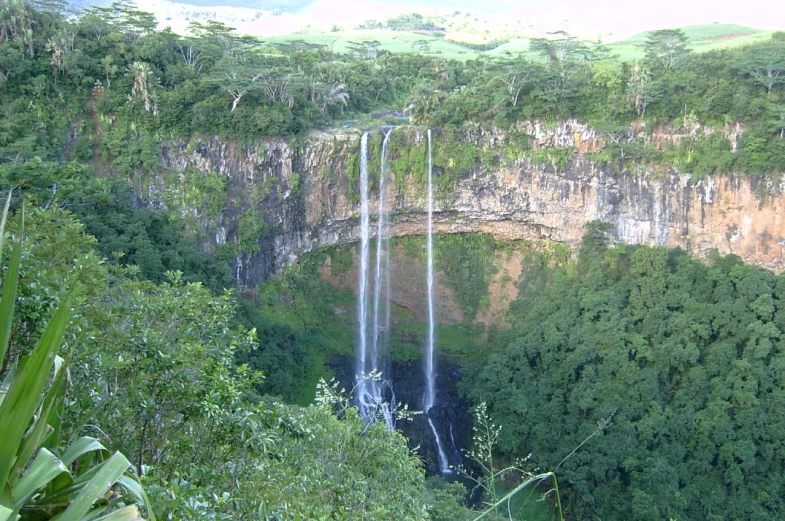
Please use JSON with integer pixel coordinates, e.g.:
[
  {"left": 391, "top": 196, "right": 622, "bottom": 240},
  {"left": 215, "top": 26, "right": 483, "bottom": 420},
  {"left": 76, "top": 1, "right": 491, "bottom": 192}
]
[{"left": 154, "top": 121, "right": 785, "bottom": 291}]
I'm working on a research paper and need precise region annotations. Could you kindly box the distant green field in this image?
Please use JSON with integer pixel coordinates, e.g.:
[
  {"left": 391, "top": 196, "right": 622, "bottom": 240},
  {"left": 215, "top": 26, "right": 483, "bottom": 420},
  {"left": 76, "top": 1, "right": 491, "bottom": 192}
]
[
  {"left": 264, "top": 29, "right": 477, "bottom": 59},
  {"left": 607, "top": 24, "right": 776, "bottom": 60},
  {"left": 264, "top": 23, "right": 780, "bottom": 62}
]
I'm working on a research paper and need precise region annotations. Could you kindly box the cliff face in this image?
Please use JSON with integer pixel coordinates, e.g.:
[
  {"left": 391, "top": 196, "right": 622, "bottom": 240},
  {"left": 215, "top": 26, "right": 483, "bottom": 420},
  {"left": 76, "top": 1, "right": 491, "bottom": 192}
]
[{"left": 155, "top": 122, "right": 785, "bottom": 291}]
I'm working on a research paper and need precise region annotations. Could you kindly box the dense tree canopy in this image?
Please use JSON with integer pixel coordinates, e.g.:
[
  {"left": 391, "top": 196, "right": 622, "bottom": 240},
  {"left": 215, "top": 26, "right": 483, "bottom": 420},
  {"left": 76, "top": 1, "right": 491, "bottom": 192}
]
[
  {"left": 470, "top": 231, "right": 785, "bottom": 520},
  {"left": 1, "top": 200, "right": 437, "bottom": 520},
  {"left": 0, "top": 2, "right": 784, "bottom": 172}
]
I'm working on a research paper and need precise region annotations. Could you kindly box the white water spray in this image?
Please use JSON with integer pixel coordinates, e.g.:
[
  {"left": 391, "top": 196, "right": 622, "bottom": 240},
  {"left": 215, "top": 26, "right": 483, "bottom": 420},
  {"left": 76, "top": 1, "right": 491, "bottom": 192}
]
[
  {"left": 370, "top": 129, "right": 395, "bottom": 429},
  {"left": 356, "top": 132, "right": 371, "bottom": 420},
  {"left": 357, "top": 131, "right": 395, "bottom": 429},
  {"left": 425, "top": 129, "right": 450, "bottom": 473}
]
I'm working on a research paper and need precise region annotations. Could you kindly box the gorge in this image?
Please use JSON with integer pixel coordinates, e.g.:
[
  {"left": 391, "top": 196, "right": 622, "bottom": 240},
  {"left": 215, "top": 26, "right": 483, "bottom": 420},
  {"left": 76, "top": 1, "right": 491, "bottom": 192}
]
[
  {"left": 152, "top": 120, "right": 785, "bottom": 475},
  {"left": 7, "top": 5, "right": 785, "bottom": 517}
]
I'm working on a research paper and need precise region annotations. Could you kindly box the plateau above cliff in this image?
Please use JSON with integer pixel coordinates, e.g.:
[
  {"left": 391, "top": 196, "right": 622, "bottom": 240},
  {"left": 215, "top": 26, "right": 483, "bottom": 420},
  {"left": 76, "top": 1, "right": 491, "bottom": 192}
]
[{"left": 150, "top": 121, "right": 785, "bottom": 290}]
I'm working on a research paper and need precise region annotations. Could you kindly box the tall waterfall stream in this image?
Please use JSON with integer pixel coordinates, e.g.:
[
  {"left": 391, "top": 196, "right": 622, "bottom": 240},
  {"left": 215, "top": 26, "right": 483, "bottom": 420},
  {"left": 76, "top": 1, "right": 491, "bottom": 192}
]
[{"left": 355, "top": 128, "right": 454, "bottom": 473}]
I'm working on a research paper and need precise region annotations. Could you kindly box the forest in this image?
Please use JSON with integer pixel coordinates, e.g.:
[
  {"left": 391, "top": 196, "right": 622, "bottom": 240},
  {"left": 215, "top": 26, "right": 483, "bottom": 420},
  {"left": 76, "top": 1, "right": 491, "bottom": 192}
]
[{"left": 2, "top": 0, "right": 785, "bottom": 519}]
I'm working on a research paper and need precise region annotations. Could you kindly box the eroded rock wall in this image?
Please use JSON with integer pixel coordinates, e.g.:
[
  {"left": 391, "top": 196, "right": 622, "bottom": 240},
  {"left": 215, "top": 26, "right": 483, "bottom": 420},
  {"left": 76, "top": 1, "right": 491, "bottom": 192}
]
[{"left": 154, "top": 122, "right": 785, "bottom": 291}]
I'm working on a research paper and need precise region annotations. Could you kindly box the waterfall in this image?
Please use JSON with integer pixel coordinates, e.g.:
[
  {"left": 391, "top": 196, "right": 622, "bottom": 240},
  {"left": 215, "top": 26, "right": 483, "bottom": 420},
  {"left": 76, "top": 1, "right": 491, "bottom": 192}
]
[
  {"left": 356, "top": 132, "right": 371, "bottom": 420},
  {"left": 370, "top": 129, "right": 395, "bottom": 429},
  {"left": 357, "top": 130, "right": 395, "bottom": 429},
  {"left": 354, "top": 129, "right": 455, "bottom": 465},
  {"left": 425, "top": 129, "right": 451, "bottom": 473},
  {"left": 425, "top": 129, "right": 436, "bottom": 413}
]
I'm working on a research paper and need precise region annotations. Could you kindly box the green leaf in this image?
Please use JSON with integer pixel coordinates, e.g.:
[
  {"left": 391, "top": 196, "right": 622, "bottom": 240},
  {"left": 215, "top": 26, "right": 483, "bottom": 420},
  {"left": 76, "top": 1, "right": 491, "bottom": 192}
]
[
  {"left": 471, "top": 472, "right": 560, "bottom": 521},
  {"left": 60, "top": 438, "right": 108, "bottom": 468},
  {"left": 12, "top": 448, "right": 69, "bottom": 508},
  {"left": 0, "top": 288, "right": 73, "bottom": 493},
  {"left": 79, "top": 502, "right": 112, "bottom": 521},
  {"left": 116, "top": 475, "right": 155, "bottom": 521},
  {"left": 0, "top": 211, "right": 22, "bottom": 367},
  {"left": 0, "top": 189, "right": 13, "bottom": 271},
  {"left": 114, "top": 477, "right": 144, "bottom": 503},
  {"left": 42, "top": 356, "right": 68, "bottom": 449},
  {"left": 0, "top": 360, "right": 16, "bottom": 409},
  {"left": 91, "top": 505, "right": 142, "bottom": 521},
  {"left": 54, "top": 452, "right": 133, "bottom": 521},
  {"left": 0, "top": 504, "right": 14, "bottom": 521},
  {"left": 12, "top": 357, "right": 66, "bottom": 484}
]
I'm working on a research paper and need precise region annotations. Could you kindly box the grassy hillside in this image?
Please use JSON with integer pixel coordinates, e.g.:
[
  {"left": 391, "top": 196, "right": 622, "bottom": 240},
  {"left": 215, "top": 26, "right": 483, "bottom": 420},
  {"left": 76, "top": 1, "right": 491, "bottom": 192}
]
[
  {"left": 607, "top": 24, "right": 776, "bottom": 60},
  {"left": 65, "top": 0, "right": 783, "bottom": 61},
  {"left": 175, "top": 0, "right": 311, "bottom": 9},
  {"left": 264, "top": 29, "right": 477, "bottom": 58},
  {"left": 265, "top": 23, "right": 779, "bottom": 62},
  {"left": 66, "top": 0, "right": 312, "bottom": 12}
]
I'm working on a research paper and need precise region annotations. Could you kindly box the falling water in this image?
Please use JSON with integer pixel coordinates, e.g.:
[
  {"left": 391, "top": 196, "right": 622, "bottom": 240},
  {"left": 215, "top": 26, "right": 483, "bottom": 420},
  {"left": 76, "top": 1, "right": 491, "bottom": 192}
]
[
  {"left": 425, "top": 129, "right": 451, "bottom": 473},
  {"left": 425, "top": 129, "right": 436, "bottom": 413},
  {"left": 356, "top": 132, "right": 371, "bottom": 420},
  {"left": 357, "top": 130, "right": 395, "bottom": 428},
  {"left": 370, "top": 129, "right": 395, "bottom": 429}
]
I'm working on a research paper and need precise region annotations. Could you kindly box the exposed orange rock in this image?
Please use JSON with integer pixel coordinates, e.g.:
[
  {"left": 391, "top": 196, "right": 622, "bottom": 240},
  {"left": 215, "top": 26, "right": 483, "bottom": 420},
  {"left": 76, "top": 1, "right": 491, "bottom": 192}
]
[{"left": 158, "top": 122, "right": 785, "bottom": 296}]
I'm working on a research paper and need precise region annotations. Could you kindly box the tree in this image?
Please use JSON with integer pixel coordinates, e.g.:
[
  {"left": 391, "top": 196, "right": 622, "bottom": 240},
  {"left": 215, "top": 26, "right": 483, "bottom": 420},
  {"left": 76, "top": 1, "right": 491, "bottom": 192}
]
[
  {"left": 412, "top": 39, "right": 431, "bottom": 54},
  {"left": 0, "top": 44, "right": 23, "bottom": 86},
  {"left": 0, "top": 198, "right": 428, "bottom": 521},
  {"left": 530, "top": 31, "right": 590, "bottom": 66},
  {"left": 78, "top": 8, "right": 110, "bottom": 41},
  {"left": 490, "top": 59, "right": 537, "bottom": 112},
  {"left": 207, "top": 56, "right": 265, "bottom": 111},
  {"left": 472, "top": 240, "right": 785, "bottom": 520},
  {"left": 404, "top": 80, "right": 445, "bottom": 124},
  {"left": 255, "top": 61, "right": 301, "bottom": 107},
  {"left": 128, "top": 61, "right": 158, "bottom": 113},
  {"left": 250, "top": 379, "right": 430, "bottom": 520},
  {"left": 346, "top": 40, "right": 381, "bottom": 60},
  {"left": 326, "top": 83, "right": 349, "bottom": 106},
  {"left": 69, "top": 271, "right": 259, "bottom": 474},
  {"left": 188, "top": 19, "right": 247, "bottom": 64},
  {"left": 106, "top": 2, "right": 156, "bottom": 43},
  {"left": 0, "top": 0, "right": 36, "bottom": 58},
  {"left": 29, "top": 0, "right": 67, "bottom": 14},
  {"left": 767, "top": 105, "right": 785, "bottom": 138},
  {"left": 640, "top": 29, "right": 691, "bottom": 71},
  {"left": 100, "top": 54, "right": 120, "bottom": 88},
  {"left": 174, "top": 36, "right": 203, "bottom": 73},
  {"left": 590, "top": 59, "right": 622, "bottom": 90},
  {"left": 736, "top": 41, "right": 785, "bottom": 95},
  {"left": 627, "top": 62, "right": 662, "bottom": 117},
  {"left": 46, "top": 27, "right": 76, "bottom": 73},
  {"left": 529, "top": 31, "right": 591, "bottom": 106}
]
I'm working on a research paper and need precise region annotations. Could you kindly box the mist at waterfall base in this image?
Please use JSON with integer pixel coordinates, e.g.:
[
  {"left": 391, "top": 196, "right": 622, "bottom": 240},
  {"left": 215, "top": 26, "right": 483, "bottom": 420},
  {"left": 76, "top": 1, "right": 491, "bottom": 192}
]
[{"left": 350, "top": 129, "right": 468, "bottom": 475}]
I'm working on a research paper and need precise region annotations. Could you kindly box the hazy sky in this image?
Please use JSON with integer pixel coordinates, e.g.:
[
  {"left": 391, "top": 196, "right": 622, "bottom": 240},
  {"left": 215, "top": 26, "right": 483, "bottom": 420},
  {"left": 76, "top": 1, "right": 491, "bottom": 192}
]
[{"left": 506, "top": 0, "right": 785, "bottom": 36}]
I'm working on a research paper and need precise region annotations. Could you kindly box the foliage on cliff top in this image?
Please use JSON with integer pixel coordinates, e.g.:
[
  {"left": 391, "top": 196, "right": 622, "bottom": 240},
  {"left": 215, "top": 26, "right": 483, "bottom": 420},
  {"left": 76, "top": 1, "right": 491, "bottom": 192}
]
[{"left": 1, "top": 1, "right": 785, "bottom": 177}]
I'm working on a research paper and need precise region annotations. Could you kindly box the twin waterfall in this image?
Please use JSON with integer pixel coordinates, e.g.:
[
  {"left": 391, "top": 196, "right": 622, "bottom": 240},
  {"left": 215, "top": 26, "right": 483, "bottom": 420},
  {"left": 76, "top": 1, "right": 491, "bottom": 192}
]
[
  {"left": 355, "top": 129, "right": 452, "bottom": 474},
  {"left": 356, "top": 131, "right": 395, "bottom": 430}
]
